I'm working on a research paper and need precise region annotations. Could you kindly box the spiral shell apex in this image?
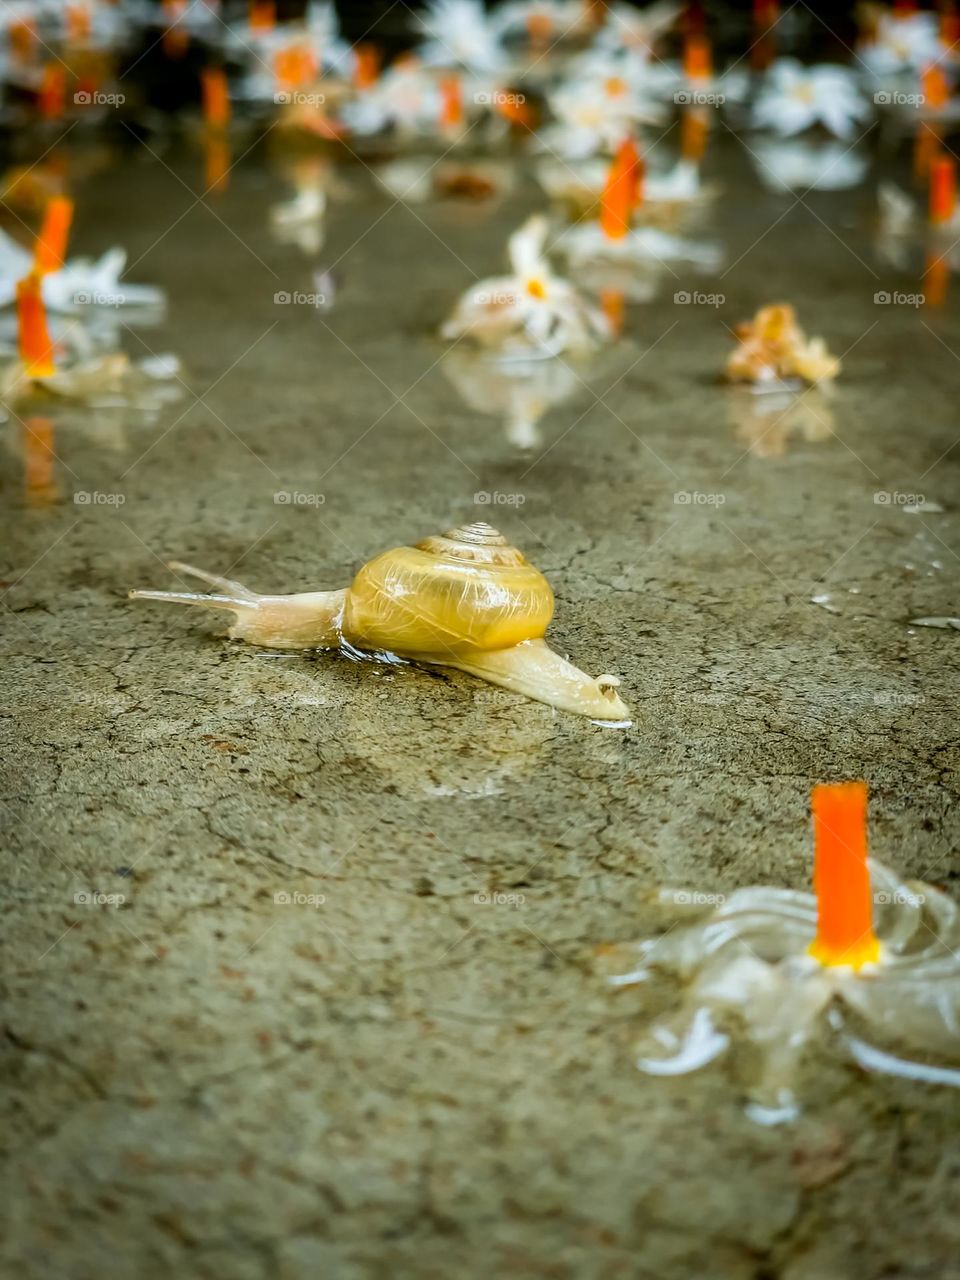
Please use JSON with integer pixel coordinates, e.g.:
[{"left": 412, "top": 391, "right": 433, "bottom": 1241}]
[{"left": 343, "top": 522, "right": 555, "bottom": 658}]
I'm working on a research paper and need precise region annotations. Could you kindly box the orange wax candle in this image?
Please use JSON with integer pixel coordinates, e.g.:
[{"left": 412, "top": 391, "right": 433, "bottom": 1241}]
[
  {"left": 684, "top": 33, "right": 712, "bottom": 83},
  {"left": 34, "top": 196, "right": 73, "bottom": 274},
  {"left": 249, "top": 0, "right": 275, "bottom": 34},
  {"left": 440, "top": 74, "right": 464, "bottom": 130},
  {"left": 921, "top": 64, "right": 950, "bottom": 111},
  {"left": 354, "top": 43, "right": 381, "bottom": 90},
  {"left": 275, "top": 44, "right": 316, "bottom": 91},
  {"left": 600, "top": 138, "right": 641, "bottom": 240},
  {"left": 38, "top": 64, "right": 66, "bottom": 119},
  {"left": 808, "top": 781, "right": 880, "bottom": 970},
  {"left": 66, "top": 4, "right": 92, "bottom": 44}
]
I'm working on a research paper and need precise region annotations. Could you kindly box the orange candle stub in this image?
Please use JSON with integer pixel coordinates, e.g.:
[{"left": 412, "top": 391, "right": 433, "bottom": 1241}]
[
  {"left": 921, "top": 65, "right": 950, "bottom": 111},
  {"left": 249, "top": 0, "right": 276, "bottom": 34},
  {"left": 600, "top": 138, "right": 641, "bottom": 240},
  {"left": 354, "top": 43, "right": 381, "bottom": 90},
  {"left": 684, "top": 34, "right": 712, "bottom": 83},
  {"left": 440, "top": 74, "right": 464, "bottom": 130},
  {"left": 39, "top": 64, "right": 66, "bottom": 119},
  {"left": 17, "top": 274, "right": 57, "bottom": 378},
  {"left": 942, "top": 9, "right": 960, "bottom": 45},
  {"left": 526, "top": 12, "right": 553, "bottom": 48},
  {"left": 35, "top": 196, "right": 74, "bottom": 274},
  {"left": 10, "top": 20, "right": 35, "bottom": 61},
  {"left": 202, "top": 68, "right": 231, "bottom": 129},
  {"left": 808, "top": 781, "right": 880, "bottom": 970},
  {"left": 930, "top": 154, "right": 957, "bottom": 224},
  {"left": 275, "top": 44, "right": 316, "bottom": 92},
  {"left": 66, "top": 4, "right": 92, "bottom": 44},
  {"left": 163, "top": 0, "right": 189, "bottom": 58}
]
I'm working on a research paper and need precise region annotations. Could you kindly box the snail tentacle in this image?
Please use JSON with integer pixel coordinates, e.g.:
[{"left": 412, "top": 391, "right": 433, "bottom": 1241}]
[
  {"left": 442, "top": 638, "right": 631, "bottom": 722},
  {"left": 130, "top": 564, "right": 346, "bottom": 650}
]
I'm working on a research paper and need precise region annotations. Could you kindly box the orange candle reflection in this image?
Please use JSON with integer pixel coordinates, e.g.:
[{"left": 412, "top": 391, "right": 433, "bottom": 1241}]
[{"left": 22, "top": 416, "right": 60, "bottom": 507}]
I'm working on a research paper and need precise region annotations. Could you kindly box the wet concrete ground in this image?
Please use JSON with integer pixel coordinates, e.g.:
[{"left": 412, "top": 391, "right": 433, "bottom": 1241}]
[{"left": 2, "top": 129, "right": 960, "bottom": 1279}]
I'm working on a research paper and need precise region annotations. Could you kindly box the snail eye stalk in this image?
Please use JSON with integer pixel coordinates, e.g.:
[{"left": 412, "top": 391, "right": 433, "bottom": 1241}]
[{"left": 808, "top": 781, "right": 881, "bottom": 971}]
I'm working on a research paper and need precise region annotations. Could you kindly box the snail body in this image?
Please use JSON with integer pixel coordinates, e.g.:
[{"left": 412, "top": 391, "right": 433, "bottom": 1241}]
[{"left": 130, "top": 522, "right": 629, "bottom": 721}]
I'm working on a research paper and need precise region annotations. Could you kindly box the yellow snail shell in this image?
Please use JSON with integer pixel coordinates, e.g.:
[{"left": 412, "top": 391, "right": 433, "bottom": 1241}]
[{"left": 129, "top": 522, "right": 630, "bottom": 721}]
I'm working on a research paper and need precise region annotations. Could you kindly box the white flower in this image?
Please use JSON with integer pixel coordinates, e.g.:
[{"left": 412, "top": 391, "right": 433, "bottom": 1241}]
[
  {"left": 0, "top": 229, "right": 163, "bottom": 313},
  {"left": 228, "top": 2, "right": 352, "bottom": 92},
  {"left": 417, "top": 0, "right": 506, "bottom": 75},
  {"left": 537, "top": 154, "right": 707, "bottom": 207},
  {"left": 750, "top": 139, "right": 870, "bottom": 191},
  {"left": 596, "top": 1, "right": 680, "bottom": 57},
  {"left": 752, "top": 59, "right": 871, "bottom": 139},
  {"left": 540, "top": 72, "right": 664, "bottom": 159},
  {"left": 340, "top": 59, "right": 442, "bottom": 136},
  {"left": 858, "top": 10, "right": 945, "bottom": 78},
  {"left": 303, "top": 0, "right": 352, "bottom": 73},
  {"left": 559, "top": 221, "right": 722, "bottom": 272},
  {"left": 493, "top": 1, "right": 591, "bottom": 44},
  {"left": 440, "top": 215, "right": 610, "bottom": 359},
  {"left": 601, "top": 860, "right": 960, "bottom": 1122}
]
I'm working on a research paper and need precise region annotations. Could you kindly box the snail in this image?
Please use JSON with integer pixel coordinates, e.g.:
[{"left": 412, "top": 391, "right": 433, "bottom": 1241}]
[{"left": 129, "top": 522, "right": 630, "bottom": 722}]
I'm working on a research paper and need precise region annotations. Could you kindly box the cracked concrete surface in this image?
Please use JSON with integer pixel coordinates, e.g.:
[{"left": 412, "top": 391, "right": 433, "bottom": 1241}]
[{"left": 2, "top": 136, "right": 960, "bottom": 1279}]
